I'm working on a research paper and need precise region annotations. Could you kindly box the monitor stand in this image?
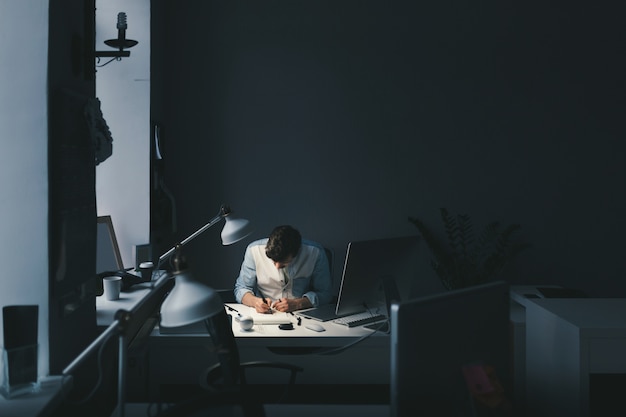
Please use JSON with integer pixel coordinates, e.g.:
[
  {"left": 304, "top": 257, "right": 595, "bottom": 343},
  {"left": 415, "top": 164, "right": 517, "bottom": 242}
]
[{"left": 363, "top": 275, "right": 400, "bottom": 333}]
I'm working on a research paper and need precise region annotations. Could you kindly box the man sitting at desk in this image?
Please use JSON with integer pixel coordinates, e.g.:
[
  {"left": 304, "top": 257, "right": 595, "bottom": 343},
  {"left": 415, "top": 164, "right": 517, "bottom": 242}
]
[{"left": 234, "top": 225, "right": 332, "bottom": 313}]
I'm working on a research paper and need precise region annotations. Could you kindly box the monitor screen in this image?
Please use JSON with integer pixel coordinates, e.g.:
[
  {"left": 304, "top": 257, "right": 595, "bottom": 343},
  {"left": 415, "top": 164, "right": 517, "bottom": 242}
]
[
  {"left": 96, "top": 215, "right": 124, "bottom": 272},
  {"left": 390, "top": 281, "right": 511, "bottom": 416},
  {"left": 335, "top": 235, "right": 441, "bottom": 316}
]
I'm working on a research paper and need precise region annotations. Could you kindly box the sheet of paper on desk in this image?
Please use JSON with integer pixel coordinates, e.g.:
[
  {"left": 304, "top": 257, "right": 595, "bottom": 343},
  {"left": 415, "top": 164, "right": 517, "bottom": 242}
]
[{"left": 243, "top": 307, "right": 293, "bottom": 325}]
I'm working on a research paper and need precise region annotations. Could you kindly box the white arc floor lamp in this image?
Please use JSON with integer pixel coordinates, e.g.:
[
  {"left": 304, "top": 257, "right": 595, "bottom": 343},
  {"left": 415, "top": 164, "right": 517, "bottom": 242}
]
[
  {"left": 158, "top": 204, "right": 254, "bottom": 328},
  {"left": 61, "top": 204, "right": 253, "bottom": 417}
]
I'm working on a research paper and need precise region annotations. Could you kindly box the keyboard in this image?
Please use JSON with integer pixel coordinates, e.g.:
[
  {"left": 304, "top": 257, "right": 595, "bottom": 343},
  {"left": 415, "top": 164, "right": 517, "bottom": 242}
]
[{"left": 333, "top": 311, "right": 387, "bottom": 327}]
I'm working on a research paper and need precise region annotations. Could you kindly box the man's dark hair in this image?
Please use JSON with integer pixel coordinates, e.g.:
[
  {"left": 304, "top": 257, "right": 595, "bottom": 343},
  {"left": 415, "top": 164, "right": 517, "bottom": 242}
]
[{"left": 265, "top": 225, "right": 302, "bottom": 262}]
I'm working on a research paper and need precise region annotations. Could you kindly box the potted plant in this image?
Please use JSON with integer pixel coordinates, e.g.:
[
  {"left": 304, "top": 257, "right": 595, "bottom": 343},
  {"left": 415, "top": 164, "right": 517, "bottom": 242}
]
[{"left": 408, "top": 208, "right": 531, "bottom": 290}]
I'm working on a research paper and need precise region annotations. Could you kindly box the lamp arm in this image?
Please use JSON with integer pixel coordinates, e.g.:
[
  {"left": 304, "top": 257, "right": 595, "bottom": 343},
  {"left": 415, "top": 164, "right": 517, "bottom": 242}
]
[{"left": 158, "top": 207, "right": 228, "bottom": 266}]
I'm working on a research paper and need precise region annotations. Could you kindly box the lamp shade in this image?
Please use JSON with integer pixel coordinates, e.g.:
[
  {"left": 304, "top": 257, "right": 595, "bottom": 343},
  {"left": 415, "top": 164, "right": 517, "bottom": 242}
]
[
  {"left": 159, "top": 271, "right": 224, "bottom": 328},
  {"left": 221, "top": 215, "right": 254, "bottom": 245}
]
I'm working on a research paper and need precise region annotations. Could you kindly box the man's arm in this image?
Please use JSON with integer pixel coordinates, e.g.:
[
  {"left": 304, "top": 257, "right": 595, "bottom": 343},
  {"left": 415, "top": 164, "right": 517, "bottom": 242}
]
[
  {"left": 241, "top": 292, "right": 274, "bottom": 313},
  {"left": 234, "top": 245, "right": 258, "bottom": 303},
  {"left": 264, "top": 245, "right": 331, "bottom": 313},
  {"left": 272, "top": 296, "right": 312, "bottom": 312}
]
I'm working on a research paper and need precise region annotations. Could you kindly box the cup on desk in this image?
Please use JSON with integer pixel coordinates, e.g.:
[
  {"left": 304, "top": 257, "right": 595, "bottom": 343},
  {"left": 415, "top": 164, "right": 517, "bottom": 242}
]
[
  {"left": 102, "top": 276, "right": 122, "bottom": 301},
  {"left": 139, "top": 261, "right": 154, "bottom": 282},
  {"left": 239, "top": 316, "right": 254, "bottom": 331}
]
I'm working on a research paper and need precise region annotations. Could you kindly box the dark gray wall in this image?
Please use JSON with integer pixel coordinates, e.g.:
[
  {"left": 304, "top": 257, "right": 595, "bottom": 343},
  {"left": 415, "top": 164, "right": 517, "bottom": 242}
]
[{"left": 151, "top": 1, "right": 625, "bottom": 297}]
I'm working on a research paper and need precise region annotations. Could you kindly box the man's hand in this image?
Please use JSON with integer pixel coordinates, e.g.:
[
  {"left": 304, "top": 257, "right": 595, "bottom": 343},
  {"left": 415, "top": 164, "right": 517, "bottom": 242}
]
[
  {"left": 242, "top": 292, "right": 274, "bottom": 314},
  {"left": 254, "top": 296, "right": 274, "bottom": 314},
  {"left": 271, "top": 297, "right": 312, "bottom": 313}
]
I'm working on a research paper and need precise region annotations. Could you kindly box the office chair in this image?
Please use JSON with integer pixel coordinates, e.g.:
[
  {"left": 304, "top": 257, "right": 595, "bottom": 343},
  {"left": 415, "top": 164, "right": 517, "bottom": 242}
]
[
  {"left": 324, "top": 247, "right": 334, "bottom": 278},
  {"left": 215, "top": 288, "right": 237, "bottom": 303},
  {"left": 156, "top": 309, "right": 303, "bottom": 417},
  {"left": 324, "top": 246, "right": 336, "bottom": 302}
]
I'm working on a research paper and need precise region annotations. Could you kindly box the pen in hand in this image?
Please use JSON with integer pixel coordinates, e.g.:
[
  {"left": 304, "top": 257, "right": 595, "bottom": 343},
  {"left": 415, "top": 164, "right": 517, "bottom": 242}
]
[
  {"left": 261, "top": 296, "right": 275, "bottom": 314},
  {"left": 257, "top": 289, "right": 277, "bottom": 314}
]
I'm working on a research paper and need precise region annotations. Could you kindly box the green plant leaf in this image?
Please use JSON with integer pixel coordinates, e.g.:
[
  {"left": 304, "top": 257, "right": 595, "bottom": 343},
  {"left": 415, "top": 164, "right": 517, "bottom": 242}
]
[{"left": 409, "top": 209, "right": 531, "bottom": 290}]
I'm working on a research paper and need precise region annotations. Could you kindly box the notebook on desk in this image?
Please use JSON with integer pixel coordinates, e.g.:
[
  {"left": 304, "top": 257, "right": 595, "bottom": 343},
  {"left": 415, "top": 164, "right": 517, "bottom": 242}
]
[
  {"left": 244, "top": 308, "right": 293, "bottom": 325},
  {"left": 160, "top": 309, "right": 293, "bottom": 334},
  {"left": 226, "top": 304, "right": 294, "bottom": 325}
]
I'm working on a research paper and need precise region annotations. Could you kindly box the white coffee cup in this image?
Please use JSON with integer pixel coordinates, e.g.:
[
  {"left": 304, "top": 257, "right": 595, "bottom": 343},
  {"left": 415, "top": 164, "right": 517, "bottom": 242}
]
[
  {"left": 103, "top": 276, "right": 122, "bottom": 301},
  {"left": 239, "top": 316, "right": 254, "bottom": 331}
]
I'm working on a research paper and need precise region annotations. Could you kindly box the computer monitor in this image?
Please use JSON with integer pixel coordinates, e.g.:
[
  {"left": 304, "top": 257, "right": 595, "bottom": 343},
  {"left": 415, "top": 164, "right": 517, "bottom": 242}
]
[
  {"left": 390, "top": 281, "right": 511, "bottom": 416},
  {"left": 335, "top": 235, "right": 439, "bottom": 316},
  {"left": 96, "top": 215, "right": 124, "bottom": 272}
]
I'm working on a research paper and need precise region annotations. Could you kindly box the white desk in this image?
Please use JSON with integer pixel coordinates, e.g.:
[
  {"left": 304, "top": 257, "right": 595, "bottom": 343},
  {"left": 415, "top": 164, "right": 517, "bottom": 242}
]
[
  {"left": 95, "top": 278, "right": 390, "bottom": 401},
  {"left": 525, "top": 298, "right": 626, "bottom": 417},
  {"left": 95, "top": 270, "right": 170, "bottom": 327},
  {"left": 148, "top": 304, "right": 390, "bottom": 398}
]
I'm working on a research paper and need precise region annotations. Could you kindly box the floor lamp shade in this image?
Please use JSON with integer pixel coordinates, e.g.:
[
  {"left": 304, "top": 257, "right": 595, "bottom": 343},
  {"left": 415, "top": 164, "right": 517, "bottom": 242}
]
[
  {"left": 221, "top": 215, "right": 254, "bottom": 245},
  {"left": 159, "top": 271, "right": 224, "bottom": 328}
]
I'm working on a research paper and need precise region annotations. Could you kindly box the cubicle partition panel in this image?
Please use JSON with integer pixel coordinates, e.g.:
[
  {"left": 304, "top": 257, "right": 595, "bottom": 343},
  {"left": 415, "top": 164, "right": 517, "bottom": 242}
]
[{"left": 390, "top": 281, "right": 511, "bottom": 417}]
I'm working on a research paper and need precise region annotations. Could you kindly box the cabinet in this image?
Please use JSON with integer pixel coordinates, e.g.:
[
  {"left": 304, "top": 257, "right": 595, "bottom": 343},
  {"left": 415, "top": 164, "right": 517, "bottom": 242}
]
[{"left": 525, "top": 298, "right": 626, "bottom": 417}]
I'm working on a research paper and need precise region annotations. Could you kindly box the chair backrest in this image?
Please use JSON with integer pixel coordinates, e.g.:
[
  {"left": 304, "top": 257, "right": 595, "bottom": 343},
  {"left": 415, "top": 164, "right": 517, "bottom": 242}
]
[
  {"left": 324, "top": 247, "right": 334, "bottom": 276},
  {"left": 204, "top": 309, "right": 241, "bottom": 386},
  {"left": 324, "top": 245, "right": 335, "bottom": 284},
  {"left": 216, "top": 288, "right": 237, "bottom": 304},
  {"left": 323, "top": 246, "right": 339, "bottom": 302}
]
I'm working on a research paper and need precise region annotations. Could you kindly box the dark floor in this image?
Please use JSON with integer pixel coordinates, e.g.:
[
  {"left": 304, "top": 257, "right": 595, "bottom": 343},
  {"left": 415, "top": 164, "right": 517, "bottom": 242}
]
[
  {"left": 150, "top": 383, "right": 390, "bottom": 405},
  {"left": 135, "top": 384, "right": 391, "bottom": 417}
]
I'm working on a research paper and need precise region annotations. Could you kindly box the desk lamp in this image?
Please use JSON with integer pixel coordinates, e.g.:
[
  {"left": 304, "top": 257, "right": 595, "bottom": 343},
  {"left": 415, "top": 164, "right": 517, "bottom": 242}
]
[{"left": 159, "top": 204, "right": 253, "bottom": 328}]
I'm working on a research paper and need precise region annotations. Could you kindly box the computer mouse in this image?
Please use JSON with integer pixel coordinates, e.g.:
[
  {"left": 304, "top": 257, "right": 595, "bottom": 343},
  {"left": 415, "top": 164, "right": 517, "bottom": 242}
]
[{"left": 305, "top": 322, "right": 325, "bottom": 332}]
